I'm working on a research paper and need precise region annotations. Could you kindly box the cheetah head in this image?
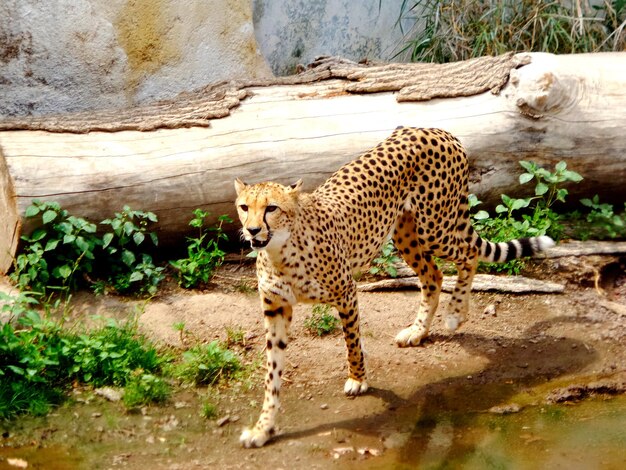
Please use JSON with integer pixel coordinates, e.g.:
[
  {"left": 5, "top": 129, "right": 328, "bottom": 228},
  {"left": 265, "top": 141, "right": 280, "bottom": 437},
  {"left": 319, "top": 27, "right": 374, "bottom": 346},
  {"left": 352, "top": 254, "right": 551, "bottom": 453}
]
[{"left": 234, "top": 178, "right": 303, "bottom": 251}]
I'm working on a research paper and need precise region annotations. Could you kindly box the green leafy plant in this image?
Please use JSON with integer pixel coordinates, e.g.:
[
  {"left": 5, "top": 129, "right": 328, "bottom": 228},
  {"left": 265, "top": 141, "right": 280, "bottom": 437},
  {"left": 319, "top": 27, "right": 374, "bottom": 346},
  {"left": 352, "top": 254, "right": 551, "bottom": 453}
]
[
  {"left": 0, "top": 293, "right": 67, "bottom": 418},
  {"left": 170, "top": 210, "right": 233, "bottom": 289},
  {"left": 123, "top": 372, "right": 171, "bottom": 408},
  {"left": 570, "top": 195, "right": 626, "bottom": 240},
  {"left": 0, "top": 292, "right": 170, "bottom": 419},
  {"left": 225, "top": 326, "right": 246, "bottom": 348},
  {"left": 173, "top": 321, "right": 187, "bottom": 345},
  {"left": 62, "top": 317, "right": 164, "bottom": 386},
  {"left": 370, "top": 239, "right": 402, "bottom": 277},
  {"left": 396, "top": 0, "right": 626, "bottom": 63},
  {"left": 174, "top": 341, "right": 241, "bottom": 386},
  {"left": 470, "top": 160, "right": 582, "bottom": 274},
  {"left": 100, "top": 205, "right": 164, "bottom": 295},
  {"left": 233, "top": 280, "right": 256, "bottom": 295},
  {"left": 304, "top": 304, "right": 340, "bottom": 337},
  {"left": 11, "top": 201, "right": 100, "bottom": 294},
  {"left": 472, "top": 161, "right": 582, "bottom": 241},
  {"left": 200, "top": 400, "right": 218, "bottom": 419}
]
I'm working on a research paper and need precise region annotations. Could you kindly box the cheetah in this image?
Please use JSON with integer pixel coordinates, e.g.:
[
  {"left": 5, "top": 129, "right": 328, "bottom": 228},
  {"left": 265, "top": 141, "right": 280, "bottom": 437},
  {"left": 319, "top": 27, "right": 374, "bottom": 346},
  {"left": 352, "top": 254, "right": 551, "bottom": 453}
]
[{"left": 234, "top": 127, "right": 554, "bottom": 447}]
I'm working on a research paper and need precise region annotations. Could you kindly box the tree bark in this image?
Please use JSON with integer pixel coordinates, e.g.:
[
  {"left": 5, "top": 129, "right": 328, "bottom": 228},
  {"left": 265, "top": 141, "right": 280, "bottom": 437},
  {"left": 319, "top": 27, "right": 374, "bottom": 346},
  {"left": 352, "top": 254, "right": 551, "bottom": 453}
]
[{"left": 0, "top": 52, "right": 625, "bottom": 273}]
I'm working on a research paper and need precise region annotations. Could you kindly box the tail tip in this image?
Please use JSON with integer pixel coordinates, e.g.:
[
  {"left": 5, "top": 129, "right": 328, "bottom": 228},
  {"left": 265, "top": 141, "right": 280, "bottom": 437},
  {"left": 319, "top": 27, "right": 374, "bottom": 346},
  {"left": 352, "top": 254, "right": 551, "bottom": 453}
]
[{"left": 536, "top": 235, "right": 555, "bottom": 251}]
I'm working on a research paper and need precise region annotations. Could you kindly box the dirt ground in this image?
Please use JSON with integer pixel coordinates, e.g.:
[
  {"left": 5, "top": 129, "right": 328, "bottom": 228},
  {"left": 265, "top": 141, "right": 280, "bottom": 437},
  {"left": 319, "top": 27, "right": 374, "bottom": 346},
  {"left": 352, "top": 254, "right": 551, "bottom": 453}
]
[{"left": 1, "top": 251, "right": 625, "bottom": 469}]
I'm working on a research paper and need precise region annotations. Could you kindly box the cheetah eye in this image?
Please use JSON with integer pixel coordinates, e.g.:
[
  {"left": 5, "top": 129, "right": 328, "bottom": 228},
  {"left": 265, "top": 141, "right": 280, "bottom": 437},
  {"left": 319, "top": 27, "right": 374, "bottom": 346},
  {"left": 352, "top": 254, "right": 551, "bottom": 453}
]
[
  {"left": 239, "top": 204, "right": 248, "bottom": 212},
  {"left": 265, "top": 205, "right": 278, "bottom": 213}
]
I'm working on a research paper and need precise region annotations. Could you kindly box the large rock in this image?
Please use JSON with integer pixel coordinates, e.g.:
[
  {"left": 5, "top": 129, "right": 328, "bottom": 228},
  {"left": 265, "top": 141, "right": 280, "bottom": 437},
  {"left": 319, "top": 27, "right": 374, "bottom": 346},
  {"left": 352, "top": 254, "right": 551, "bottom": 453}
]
[
  {"left": 253, "top": 0, "right": 412, "bottom": 75},
  {"left": 0, "top": 0, "right": 273, "bottom": 116}
]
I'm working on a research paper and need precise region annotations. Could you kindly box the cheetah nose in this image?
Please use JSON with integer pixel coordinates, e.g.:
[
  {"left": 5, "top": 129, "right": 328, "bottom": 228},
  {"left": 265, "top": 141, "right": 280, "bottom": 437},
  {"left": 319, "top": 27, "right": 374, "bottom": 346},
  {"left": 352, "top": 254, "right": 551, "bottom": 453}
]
[{"left": 247, "top": 227, "right": 262, "bottom": 236}]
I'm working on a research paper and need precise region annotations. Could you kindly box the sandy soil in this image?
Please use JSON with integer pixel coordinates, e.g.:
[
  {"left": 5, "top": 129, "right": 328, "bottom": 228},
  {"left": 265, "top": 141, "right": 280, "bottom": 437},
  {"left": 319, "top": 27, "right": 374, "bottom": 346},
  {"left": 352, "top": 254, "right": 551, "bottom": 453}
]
[{"left": 1, "top": 253, "right": 625, "bottom": 469}]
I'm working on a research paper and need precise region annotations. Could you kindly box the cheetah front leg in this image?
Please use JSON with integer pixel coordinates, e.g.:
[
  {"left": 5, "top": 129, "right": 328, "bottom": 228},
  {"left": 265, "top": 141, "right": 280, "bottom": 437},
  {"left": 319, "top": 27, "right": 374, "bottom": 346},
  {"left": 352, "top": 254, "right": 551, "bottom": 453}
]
[
  {"left": 335, "top": 290, "right": 369, "bottom": 395},
  {"left": 240, "top": 302, "right": 292, "bottom": 448}
]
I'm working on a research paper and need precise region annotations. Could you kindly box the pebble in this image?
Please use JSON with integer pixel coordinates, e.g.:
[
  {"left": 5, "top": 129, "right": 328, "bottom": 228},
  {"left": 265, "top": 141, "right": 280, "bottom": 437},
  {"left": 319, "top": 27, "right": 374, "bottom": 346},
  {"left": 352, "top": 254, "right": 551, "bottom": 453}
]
[
  {"left": 483, "top": 304, "right": 497, "bottom": 316},
  {"left": 216, "top": 416, "right": 231, "bottom": 427},
  {"left": 320, "top": 403, "right": 329, "bottom": 410},
  {"left": 383, "top": 432, "right": 410, "bottom": 449},
  {"left": 488, "top": 403, "right": 522, "bottom": 414},
  {"left": 94, "top": 386, "right": 122, "bottom": 402}
]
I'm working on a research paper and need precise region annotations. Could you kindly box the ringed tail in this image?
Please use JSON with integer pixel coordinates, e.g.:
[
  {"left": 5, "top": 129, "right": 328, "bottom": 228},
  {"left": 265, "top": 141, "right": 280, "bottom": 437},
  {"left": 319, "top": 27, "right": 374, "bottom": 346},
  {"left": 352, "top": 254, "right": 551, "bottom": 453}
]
[{"left": 474, "top": 233, "right": 555, "bottom": 263}]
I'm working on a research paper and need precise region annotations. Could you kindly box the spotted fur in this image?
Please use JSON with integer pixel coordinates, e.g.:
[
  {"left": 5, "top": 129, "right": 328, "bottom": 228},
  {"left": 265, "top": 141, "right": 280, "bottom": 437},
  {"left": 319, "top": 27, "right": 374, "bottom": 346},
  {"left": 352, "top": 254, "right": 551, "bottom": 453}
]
[{"left": 234, "top": 127, "right": 554, "bottom": 447}]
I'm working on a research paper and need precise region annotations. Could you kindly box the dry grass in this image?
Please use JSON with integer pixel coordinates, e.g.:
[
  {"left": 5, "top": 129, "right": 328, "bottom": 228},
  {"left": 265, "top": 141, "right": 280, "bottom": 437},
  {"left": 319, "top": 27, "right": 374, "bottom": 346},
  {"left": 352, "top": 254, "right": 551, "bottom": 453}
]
[{"left": 395, "top": 0, "right": 626, "bottom": 63}]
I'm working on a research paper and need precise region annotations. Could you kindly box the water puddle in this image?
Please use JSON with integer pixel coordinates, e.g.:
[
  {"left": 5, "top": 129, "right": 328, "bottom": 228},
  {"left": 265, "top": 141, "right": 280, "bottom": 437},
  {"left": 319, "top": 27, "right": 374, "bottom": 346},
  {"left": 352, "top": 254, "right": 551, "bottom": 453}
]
[
  {"left": 0, "top": 445, "right": 82, "bottom": 470},
  {"left": 380, "top": 394, "right": 626, "bottom": 469}
]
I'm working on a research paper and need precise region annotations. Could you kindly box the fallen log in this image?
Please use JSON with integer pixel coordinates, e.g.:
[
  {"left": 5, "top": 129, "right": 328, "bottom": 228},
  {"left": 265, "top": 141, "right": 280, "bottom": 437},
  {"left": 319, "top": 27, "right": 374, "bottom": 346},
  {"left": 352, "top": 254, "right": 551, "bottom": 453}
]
[
  {"left": 542, "top": 240, "right": 626, "bottom": 258},
  {"left": 0, "top": 52, "right": 625, "bottom": 273},
  {"left": 358, "top": 274, "right": 565, "bottom": 294}
]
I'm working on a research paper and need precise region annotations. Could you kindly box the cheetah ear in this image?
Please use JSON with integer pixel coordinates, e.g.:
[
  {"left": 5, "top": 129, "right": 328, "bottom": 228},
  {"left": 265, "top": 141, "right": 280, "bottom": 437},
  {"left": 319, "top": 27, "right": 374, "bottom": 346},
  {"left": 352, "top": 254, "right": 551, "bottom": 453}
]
[
  {"left": 234, "top": 178, "right": 247, "bottom": 196},
  {"left": 289, "top": 179, "right": 303, "bottom": 193}
]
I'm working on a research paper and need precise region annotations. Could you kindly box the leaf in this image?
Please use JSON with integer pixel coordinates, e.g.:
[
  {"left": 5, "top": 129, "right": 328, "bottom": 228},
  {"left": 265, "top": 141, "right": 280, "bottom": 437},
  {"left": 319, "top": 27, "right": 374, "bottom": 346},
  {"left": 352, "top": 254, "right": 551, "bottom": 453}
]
[
  {"left": 563, "top": 170, "right": 583, "bottom": 182},
  {"left": 24, "top": 205, "right": 40, "bottom": 218},
  {"left": 123, "top": 221, "right": 135, "bottom": 236},
  {"left": 555, "top": 161, "right": 567, "bottom": 172},
  {"left": 102, "top": 232, "right": 114, "bottom": 249},
  {"left": 544, "top": 173, "right": 558, "bottom": 184},
  {"left": 84, "top": 222, "right": 97, "bottom": 234},
  {"left": 133, "top": 231, "right": 145, "bottom": 245},
  {"left": 473, "top": 210, "right": 490, "bottom": 220},
  {"left": 495, "top": 204, "right": 508, "bottom": 214},
  {"left": 467, "top": 194, "right": 481, "bottom": 209},
  {"left": 511, "top": 198, "right": 531, "bottom": 211},
  {"left": 129, "top": 271, "right": 144, "bottom": 282},
  {"left": 63, "top": 234, "right": 76, "bottom": 244},
  {"left": 535, "top": 182, "right": 549, "bottom": 196},
  {"left": 30, "top": 228, "right": 47, "bottom": 242},
  {"left": 57, "top": 264, "right": 72, "bottom": 279},
  {"left": 75, "top": 236, "right": 90, "bottom": 252},
  {"left": 111, "top": 218, "right": 122, "bottom": 232},
  {"left": 121, "top": 249, "right": 136, "bottom": 267},
  {"left": 42, "top": 210, "right": 58, "bottom": 224},
  {"left": 8, "top": 365, "right": 25, "bottom": 376},
  {"left": 44, "top": 239, "right": 60, "bottom": 252},
  {"left": 518, "top": 160, "right": 534, "bottom": 172},
  {"left": 150, "top": 232, "right": 159, "bottom": 246},
  {"left": 386, "top": 266, "right": 398, "bottom": 278},
  {"left": 519, "top": 173, "right": 534, "bottom": 184},
  {"left": 57, "top": 221, "right": 73, "bottom": 234}
]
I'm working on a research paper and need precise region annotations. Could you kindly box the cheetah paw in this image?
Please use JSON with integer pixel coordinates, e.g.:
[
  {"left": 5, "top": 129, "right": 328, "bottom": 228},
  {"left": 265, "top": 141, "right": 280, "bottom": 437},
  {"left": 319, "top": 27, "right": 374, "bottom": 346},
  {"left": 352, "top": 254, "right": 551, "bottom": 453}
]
[
  {"left": 395, "top": 325, "right": 427, "bottom": 347},
  {"left": 344, "top": 377, "right": 368, "bottom": 396},
  {"left": 444, "top": 314, "right": 466, "bottom": 332},
  {"left": 240, "top": 427, "right": 273, "bottom": 448}
]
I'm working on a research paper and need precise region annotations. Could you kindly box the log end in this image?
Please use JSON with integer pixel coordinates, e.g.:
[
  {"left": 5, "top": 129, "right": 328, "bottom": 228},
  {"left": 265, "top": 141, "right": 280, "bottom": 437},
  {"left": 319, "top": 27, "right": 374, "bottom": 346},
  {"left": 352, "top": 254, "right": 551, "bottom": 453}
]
[{"left": 0, "top": 151, "right": 20, "bottom": 274}]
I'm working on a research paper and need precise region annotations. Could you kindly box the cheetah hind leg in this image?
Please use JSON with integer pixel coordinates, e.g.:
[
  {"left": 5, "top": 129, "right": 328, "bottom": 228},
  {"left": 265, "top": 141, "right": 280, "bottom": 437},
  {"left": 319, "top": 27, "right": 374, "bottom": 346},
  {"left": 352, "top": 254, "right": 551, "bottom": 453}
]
[
  {"left": 392, "top": 214, "right": 443, "bottom": 347},
  {"left": 443, "top": 258, "right": 478, "bottom": 332}
]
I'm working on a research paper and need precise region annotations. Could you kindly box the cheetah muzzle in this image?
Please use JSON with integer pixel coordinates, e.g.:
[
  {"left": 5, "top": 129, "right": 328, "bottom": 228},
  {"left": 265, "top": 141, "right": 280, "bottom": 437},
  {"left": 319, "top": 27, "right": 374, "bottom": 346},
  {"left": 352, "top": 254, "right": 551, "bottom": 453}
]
[{"left": 234, "top": 127, "right": 555, "bottom": 448}]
